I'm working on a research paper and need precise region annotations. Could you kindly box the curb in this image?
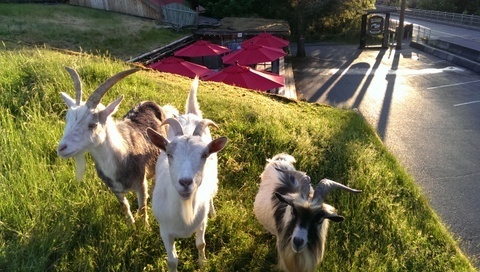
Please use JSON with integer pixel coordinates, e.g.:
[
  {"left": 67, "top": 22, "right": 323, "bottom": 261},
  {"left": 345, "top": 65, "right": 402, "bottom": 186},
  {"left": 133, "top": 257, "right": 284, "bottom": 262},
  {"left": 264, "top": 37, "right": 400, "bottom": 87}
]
[{"left": 410, "top": 41, "right": 480, "bottom": 73}]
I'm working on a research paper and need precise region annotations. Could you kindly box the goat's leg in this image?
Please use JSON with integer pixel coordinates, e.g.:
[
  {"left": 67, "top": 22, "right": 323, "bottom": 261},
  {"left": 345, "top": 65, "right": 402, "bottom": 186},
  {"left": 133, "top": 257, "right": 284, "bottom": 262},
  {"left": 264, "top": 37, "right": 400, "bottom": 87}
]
[
  {"left": 208, "top": 198, "right": 215, "bottom": 217},
  {"left": 115, "top": 192, "right": 135, "bottom": 224},
  {"left": 136, "top": 178, "right": 149, "bottom": 225},
  {"left": 195, "top": 219, "right": 207, "bottom": 267},
  {"left": 161, "top": 229, "right": 178, "bottom": 272}
]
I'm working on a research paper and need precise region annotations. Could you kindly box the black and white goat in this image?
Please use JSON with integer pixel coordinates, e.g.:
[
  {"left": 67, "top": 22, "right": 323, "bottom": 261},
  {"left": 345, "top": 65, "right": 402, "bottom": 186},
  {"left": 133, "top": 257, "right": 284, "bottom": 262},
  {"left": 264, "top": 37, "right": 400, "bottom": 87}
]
[
  {"left": 254, "top": 153, "right": 361, "bottom": 272},
  {"left": 146, "top": 77, "right": 228, "bottom": 272},
  {"left": 57, "top": 67, "right": 172, "bottom": 224}
]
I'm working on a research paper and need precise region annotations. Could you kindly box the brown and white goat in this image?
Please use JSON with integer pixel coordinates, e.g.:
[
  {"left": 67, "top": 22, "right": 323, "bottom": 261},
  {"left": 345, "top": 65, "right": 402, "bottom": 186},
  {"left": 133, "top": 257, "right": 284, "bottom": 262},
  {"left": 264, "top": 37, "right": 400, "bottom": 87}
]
[
  {"left": 254, "top": 153, "right": 361, "bottom": 272},
  {"left": 57, "top": 67, "right": 172, "bottom": 224}
]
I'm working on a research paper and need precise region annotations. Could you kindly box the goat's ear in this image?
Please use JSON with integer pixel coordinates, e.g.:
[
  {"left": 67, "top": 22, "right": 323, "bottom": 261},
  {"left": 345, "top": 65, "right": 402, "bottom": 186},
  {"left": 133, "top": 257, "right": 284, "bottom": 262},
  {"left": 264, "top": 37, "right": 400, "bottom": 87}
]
[
  {"left": 99, "top": 95, "right": 123, "bottom": 123},
  {"left": 61, "top": 92, "right": 77, "bottom": 108},
  {"left": 325, "top": 213, "right": 344, "bottom": 223},
  {"left": 146, "top": 127, "right": 169, "bottom": 151},
  {"left": 275, "top": 192, "right": 294, "bottom": 206},
  {"left": 208, "top": 136, "right": 228, "bottom": 154}
]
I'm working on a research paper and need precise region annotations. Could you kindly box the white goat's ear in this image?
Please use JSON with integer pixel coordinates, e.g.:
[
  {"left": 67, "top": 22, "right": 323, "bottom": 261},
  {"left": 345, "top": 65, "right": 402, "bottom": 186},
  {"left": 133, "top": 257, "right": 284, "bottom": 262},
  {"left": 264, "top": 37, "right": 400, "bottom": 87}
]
[
  {"left": 146, "top": 128, "right": 169, "bottom": 151},
  {"left": 208, "top": 136, "right": 228, "bottom": 154},
  {"left": 61, "top": 92, "right": 77, "bottom": 108},
  {"left": 99, "top": 95, "right": 123, "bottom": 123},
  {"left": 73, "top": 153, "right": 86, "bottom": 181}
]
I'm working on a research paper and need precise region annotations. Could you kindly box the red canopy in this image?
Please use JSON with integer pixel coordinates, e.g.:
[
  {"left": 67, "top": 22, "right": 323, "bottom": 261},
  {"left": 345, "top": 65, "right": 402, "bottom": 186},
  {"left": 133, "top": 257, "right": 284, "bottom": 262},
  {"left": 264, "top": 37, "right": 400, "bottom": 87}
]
[
  {"left": 174, "top": 40, "right": 230, "bottom": 57},
  {"left": 203, "top": 62, "right": 284, "bottom": 91},
  {"left": 241, "top": 33, "right": 290, "bottom": 48},
  {"left": 148, "top": 56, "right": 211, "bottom": 78},
  {"left": 222, "top": 43, "right": 286, "bottom": 66}
]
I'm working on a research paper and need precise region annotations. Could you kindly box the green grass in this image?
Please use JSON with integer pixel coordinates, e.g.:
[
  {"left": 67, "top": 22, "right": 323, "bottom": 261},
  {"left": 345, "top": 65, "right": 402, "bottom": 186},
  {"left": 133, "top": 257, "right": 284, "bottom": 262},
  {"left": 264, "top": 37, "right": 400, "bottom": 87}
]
[
  {"left": 0, "top": 3, "right": 186, "bottom": 60},
  {"left": 0, "top": 3, "right": 477, "bottom": 272}
]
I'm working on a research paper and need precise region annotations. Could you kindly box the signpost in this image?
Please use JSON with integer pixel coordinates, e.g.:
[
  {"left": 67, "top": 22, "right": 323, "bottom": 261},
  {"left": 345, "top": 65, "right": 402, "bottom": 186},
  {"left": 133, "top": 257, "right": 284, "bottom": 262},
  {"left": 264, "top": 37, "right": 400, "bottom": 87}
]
[
  {"left": 368, "top": 15, "right": 384, "bottom": 35},
  {"left": 359, "top": 8, "right": 397, "bottom": 49}
]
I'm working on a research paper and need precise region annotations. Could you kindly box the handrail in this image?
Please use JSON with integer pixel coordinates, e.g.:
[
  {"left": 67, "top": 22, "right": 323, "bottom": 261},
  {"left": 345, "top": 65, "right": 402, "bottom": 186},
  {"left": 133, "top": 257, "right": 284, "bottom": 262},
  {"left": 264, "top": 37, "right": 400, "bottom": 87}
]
[{"left": 405, "top": 8, "right": 480, "bottom": 28}]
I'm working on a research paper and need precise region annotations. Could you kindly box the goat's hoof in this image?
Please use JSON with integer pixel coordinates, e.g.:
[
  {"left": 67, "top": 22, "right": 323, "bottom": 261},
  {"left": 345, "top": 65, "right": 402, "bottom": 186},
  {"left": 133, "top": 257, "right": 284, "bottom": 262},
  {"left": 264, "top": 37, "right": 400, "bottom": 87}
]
[
  {"left": 198, "top": 257, "right": 207, "bottom": 267},
  {"left": 127, "top": 217, "right": 135, "bottom": 225},
  {"left": 167, "top": 261, "right": 178, "bottom": 272}
]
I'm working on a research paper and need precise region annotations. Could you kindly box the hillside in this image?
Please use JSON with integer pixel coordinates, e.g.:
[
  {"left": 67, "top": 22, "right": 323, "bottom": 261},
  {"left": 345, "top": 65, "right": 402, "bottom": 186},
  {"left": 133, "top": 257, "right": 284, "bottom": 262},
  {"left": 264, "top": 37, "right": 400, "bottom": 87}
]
[{"left": 0, "top": 3, "right": 476, "bottom": 271}]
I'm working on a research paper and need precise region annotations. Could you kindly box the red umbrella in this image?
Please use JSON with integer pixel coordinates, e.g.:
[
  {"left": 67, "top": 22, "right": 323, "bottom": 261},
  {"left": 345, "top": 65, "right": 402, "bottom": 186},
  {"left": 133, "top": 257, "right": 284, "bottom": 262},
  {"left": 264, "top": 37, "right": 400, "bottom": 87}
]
[
  {"left": 203, "top": 62, "right": 284, "bottom": 91},
  {"left": 241, "top": 33, "right": 290, "bottom": 48},
  {"left": 222, "top": 43, "right": 286, "bottom": 66},
  {"left": 174, "top": 40, "right": 230, "bottom": 57},
  {"left": 148, "top": 56, "right": 211, "bottom": 78}
]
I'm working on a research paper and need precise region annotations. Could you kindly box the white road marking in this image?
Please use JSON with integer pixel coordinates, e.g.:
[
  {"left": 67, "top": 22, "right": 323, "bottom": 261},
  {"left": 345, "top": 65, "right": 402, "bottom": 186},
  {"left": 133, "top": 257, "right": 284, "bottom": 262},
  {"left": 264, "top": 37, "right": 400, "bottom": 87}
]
[
  {"left": 427, "top": 79, "right": 480, "bottom": 90},
  {"left": 454, "top": 100, "right": 480, "bottom": 107}
]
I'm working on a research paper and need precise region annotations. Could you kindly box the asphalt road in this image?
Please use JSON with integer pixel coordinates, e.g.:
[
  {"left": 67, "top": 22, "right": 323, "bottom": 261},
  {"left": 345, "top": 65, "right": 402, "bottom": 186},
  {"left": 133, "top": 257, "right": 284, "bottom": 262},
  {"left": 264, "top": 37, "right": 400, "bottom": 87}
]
[{"left": 291, "top": 29, "right": 480, "bottom": 263}]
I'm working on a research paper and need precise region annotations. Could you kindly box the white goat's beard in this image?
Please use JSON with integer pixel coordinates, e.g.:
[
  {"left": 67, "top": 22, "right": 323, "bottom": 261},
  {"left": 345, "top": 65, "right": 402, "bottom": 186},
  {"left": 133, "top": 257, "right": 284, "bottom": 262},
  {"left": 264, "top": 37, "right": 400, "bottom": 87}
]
[
  {"left": 281, "top": 245, "right": 316, "bottom": 272},
  {"left": 180, "top": 197, "right": 195, "bottom": 225},
  {"left": 74, "top": 153, "right": 86, "bottom": 181}
]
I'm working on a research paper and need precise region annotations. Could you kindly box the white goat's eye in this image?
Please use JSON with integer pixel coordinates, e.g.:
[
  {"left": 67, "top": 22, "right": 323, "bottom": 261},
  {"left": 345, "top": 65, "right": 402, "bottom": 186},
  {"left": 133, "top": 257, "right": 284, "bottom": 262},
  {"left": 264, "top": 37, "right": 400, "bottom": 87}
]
[
  {"left": 167, "top": 153, "right": 173, "bottom": 158},
  {"left": 201, "top": 153, "right": 208, "bottom": 159},
  {"left": 88, "top": 123, "right": 98, "bottom": 130}
]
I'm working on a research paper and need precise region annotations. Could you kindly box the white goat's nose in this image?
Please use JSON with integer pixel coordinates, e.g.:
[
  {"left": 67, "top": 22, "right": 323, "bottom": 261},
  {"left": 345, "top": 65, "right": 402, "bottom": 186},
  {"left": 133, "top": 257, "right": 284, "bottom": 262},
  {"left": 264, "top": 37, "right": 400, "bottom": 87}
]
[
  {"left": 58, "top": 144, "right": 67, "bottom": 152},
  {"left": 179, "top": 178, "right": 192, "bottom": 189}
]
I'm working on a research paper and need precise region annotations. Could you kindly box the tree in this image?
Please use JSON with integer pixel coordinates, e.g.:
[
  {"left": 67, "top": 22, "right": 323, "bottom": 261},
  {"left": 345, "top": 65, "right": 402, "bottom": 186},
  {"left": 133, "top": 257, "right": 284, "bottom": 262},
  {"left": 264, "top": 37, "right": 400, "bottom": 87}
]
[{"left": 193, "top": 0, "right": 375, "bottom": 57}]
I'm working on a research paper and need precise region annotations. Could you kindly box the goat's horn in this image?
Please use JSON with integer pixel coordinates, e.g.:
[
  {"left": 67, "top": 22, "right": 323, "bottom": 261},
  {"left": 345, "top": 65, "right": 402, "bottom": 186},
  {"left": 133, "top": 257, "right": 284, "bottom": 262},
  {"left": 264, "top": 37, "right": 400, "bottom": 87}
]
[
  {"left": 193, "top": 119, "right": 219, "bottom": 136},
  {"left": 312, "top": 179, "right": 362, "bottom": 204},
  {"left": 275, "top": 168, "right": 311, "bottom": 199},
  {"left": 65, "top": 67, "right": 82, "bottom": 105},
  {"left": 162, "top": 118, "right": 183, "bottom": 136},
  {"left": 85, "top": 68, "right": 140, "bottom": 109}
]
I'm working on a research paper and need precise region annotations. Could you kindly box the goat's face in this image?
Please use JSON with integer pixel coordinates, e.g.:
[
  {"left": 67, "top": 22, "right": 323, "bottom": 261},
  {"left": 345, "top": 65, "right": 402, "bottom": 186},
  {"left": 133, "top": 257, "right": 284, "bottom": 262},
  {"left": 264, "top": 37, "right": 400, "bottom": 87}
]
[
  {"left": 166, "top": 136, "right": 210, "bottom": 198},
  {"left": 57, "top": 93, "right": 122, "bottom": 158},
  {"left": 147, "top": 128, "right": 228, "bottom": 199},
  {"left": 276, "top": 194, "right": 344, "bottom": 253},
  {"left": 57, "top": 67, "right": 136, "bottom": 159}
]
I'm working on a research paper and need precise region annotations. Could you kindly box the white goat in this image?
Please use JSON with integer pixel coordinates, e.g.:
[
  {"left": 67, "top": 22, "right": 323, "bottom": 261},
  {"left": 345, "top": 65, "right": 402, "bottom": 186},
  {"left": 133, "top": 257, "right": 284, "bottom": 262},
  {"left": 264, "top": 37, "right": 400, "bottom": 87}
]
[
  {"left": 57, "top": 67, "right": 173, "bottom": 224},
  {"left": 146, "top": 77, "right": 228, "bottom": 272},
  {"left": 254, "top": 153, "right": 361, "bottom": 272}
]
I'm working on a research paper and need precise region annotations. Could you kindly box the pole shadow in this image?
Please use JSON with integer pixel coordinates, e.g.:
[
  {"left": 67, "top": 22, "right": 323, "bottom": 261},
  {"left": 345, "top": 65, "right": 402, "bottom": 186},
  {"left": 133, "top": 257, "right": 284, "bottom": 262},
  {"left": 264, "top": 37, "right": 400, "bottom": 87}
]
[
  {"left": 376, "top": 49, "right": 400, "bottom": 140},
  {"left": 325, "top": 62, "right": 370, "bottom": 105},
  {"left": 307, "top": 48, "right": 363, "bottom": 103},
  {"left": 352, "top": 49, "right": 387, "bottom": 109}
]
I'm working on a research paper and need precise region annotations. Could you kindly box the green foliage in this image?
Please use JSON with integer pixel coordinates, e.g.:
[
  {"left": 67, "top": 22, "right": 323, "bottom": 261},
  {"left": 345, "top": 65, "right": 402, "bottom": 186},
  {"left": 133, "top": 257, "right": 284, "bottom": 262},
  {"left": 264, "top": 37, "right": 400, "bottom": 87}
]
[
  {"left": 194, "top": 0, "right": 376, "bottom": 42},
  {"left": 399, "top": 0, "right": 480, "bottom": 15},
  {"left": 416, "top": 0, "right": 457, "bottom": 12},
  {"left": 0, "top": 47, "right": 476, "bottom": 271}
]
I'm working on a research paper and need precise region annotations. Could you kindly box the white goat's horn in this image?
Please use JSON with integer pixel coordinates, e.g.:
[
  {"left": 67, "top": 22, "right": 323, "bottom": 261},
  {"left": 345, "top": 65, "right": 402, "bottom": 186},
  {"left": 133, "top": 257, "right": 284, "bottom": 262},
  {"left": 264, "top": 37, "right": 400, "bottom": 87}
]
[
  {"left": 312, "top": 179, "right": 362, "bottom": 204},
  {"left": 193, "top": 119, "right": 219, "bottom": 136},
  {"left": 276, "top": 168, "right": 311, "bottom": 199},
  {"left": 162, "top": 118, "right": 183, "bottom": 136},
  {"left": 65, "top": 67, "right": 82, "bottom": 105},
  {"left": 85, "top": 68, "right": 140, "bottom": 109}
]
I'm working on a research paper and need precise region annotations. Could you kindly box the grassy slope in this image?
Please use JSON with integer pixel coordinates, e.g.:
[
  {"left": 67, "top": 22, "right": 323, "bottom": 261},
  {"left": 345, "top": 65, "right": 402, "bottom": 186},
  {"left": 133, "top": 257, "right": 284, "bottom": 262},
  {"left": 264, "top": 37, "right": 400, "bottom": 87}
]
[
  {"left": 0, "top": 3, "right": 476, "bottom": 272},
  {"left": 0, "top": 3, "right": 185, "bottom": 60}
]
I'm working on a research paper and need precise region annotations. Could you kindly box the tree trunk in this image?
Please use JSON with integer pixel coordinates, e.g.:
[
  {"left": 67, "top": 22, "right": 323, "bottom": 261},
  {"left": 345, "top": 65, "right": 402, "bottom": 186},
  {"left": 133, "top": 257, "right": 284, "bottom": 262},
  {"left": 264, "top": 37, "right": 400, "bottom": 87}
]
[
  {"left": 296, "top": 35, "right": 306, "bottom": 57},
  {"left": 295, "top": 2, "right": 306, "bottom": 57}
]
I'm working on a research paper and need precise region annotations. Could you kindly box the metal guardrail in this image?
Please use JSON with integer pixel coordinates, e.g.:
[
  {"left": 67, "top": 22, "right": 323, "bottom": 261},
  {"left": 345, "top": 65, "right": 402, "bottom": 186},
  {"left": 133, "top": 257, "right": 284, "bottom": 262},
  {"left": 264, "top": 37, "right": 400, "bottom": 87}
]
[
  {"left": 406, "top": 8, "right": 480, "bottom": 29},
  {"left": 412, "top": 25, "right": 431, "bottom": 43},
  {"left": 378, "top": 5, "right": 480, "bottom": 31},
  {"left": 387, "top": 18, "right": 431, "bottom": 45}
]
